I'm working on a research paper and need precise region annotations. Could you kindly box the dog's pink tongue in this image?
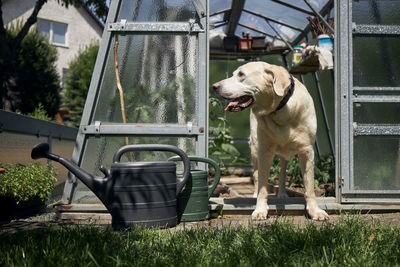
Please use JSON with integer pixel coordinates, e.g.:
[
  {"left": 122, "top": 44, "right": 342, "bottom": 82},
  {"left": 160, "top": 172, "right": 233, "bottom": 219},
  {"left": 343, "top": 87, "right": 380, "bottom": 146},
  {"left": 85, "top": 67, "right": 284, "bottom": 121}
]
[{"left": 225, "top": 101, "right": 239, "bottom": 111}]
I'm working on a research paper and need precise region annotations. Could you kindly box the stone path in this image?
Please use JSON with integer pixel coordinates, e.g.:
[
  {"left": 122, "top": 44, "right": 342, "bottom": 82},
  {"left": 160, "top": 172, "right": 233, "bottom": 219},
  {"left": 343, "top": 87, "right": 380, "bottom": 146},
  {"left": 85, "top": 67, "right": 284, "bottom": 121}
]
[{"left": 4, "top": 210, "right": 400, "bottom": 234}]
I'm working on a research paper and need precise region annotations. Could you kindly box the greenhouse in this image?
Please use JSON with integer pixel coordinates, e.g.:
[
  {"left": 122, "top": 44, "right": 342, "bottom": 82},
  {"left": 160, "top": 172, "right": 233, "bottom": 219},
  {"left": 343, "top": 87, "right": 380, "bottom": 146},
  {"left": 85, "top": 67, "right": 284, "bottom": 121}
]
[{"left": 1, "top": 0, "right": 400, "bottom": 225}]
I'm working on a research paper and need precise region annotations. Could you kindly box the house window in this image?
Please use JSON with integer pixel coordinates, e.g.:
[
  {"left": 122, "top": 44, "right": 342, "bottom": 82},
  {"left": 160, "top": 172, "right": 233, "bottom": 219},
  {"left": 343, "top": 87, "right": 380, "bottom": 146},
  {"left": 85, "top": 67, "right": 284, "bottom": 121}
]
[
  {"left": 62, "top": 68, "right": 69, "bottom": 89},
  {"left": 37, "top": 19, "right": 67, "bottom": 46}
]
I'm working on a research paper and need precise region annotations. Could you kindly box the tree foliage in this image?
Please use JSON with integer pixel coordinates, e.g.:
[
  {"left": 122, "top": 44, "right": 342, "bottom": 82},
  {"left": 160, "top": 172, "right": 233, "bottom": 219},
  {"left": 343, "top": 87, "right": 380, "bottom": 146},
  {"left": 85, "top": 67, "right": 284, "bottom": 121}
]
[
  {"left": 60, "top": 0, "right": 109, "bottom": 23},
  {"left": 0, "top": 0, "right": 108, "bottom": 113},
  {"left": 63, "top": 42, "right": 99, "bottom": 126},
  {"left": 5, "top": 22, "right": 60, "bottom": 117}
]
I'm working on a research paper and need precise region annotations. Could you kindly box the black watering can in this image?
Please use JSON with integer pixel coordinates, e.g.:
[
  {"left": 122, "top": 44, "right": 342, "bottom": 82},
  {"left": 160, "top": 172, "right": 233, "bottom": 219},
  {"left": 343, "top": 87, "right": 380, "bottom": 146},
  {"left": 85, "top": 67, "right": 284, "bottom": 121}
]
[{"left": 31, "top": 143, "right": 190, "bottom": 230}]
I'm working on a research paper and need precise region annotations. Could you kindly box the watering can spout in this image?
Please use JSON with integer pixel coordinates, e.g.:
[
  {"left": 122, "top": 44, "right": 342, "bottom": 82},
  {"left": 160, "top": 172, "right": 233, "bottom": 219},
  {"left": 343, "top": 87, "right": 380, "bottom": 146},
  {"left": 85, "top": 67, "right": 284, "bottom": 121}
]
[{"left": 31, "top": 143, "right": 107, "bottom": 201}]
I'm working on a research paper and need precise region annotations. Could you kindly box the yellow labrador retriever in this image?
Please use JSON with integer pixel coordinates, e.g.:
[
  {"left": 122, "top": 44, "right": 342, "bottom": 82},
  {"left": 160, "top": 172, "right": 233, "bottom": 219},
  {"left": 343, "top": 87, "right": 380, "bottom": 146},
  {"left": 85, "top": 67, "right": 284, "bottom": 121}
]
[{"left": 212, "top": 62, "right": 329, "bottom": 221}]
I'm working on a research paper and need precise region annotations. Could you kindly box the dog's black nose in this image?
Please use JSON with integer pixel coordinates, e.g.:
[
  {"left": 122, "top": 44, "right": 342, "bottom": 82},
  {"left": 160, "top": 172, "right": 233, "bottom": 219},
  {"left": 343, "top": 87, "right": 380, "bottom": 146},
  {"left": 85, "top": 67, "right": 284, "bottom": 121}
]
[{"left": 212, "top": 83, "right": 220, "bottom": 91}]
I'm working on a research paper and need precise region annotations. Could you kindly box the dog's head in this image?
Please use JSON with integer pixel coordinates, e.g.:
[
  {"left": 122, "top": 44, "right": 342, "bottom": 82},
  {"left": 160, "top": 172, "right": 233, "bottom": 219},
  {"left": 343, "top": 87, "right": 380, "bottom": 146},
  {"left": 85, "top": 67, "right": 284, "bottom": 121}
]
[{"left": 212, "top": 62, "right": 293, "bottom": 113}]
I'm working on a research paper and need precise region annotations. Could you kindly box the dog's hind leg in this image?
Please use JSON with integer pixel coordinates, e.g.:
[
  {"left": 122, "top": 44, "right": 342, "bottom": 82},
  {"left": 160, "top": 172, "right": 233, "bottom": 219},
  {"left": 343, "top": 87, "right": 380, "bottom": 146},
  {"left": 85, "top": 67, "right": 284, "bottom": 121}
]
[
  {"left": 277, "top": 157, "right": 288, "bottom": 198},
  {"left": 299, "top": 148, "right": 329, "bottom": 220}
]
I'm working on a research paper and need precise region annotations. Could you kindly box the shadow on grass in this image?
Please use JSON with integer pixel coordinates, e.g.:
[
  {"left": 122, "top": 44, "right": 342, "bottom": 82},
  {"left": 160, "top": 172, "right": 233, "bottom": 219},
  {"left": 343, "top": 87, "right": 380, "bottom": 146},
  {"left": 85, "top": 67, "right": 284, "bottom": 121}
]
[{"left": 1, "top": 215, "right": 400, "bottom": 266}]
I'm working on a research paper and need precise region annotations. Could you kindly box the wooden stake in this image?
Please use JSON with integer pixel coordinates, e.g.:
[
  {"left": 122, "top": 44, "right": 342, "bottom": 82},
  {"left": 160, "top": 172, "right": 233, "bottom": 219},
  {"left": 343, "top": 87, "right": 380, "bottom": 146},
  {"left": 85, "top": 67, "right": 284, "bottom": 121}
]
[{"left": 113, "top": 35, "right": 131, "bottom": 161}]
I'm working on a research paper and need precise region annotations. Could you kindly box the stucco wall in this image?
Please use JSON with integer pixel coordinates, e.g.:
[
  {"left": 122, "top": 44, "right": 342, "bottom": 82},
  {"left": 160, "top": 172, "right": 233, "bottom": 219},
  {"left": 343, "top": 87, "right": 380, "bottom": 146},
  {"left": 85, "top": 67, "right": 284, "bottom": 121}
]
[{"left": 3, "top": 0, "right": 103, "bottom": 79}]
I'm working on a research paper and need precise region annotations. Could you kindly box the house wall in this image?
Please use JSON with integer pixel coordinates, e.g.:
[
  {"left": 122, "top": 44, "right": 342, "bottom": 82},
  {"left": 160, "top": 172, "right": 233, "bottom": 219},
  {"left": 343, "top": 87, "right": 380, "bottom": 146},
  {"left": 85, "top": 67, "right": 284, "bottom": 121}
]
[{"left": 3, "top": 0, "right": 103, "bottom": 81}]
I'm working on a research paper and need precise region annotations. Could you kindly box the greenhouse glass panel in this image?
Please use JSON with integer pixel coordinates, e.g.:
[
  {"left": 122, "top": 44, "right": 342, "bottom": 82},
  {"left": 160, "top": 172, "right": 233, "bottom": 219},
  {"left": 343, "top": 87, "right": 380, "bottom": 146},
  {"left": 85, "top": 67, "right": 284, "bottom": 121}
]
[
  {"left": 353, "top": 36, "right": 400, "bottom": 87},
  {"left": 243, "top": 0, "right": 329, "bottom": 41},
  {"left": 117, "top": 0, "right": 197, "bottom": 22},
  {"left": 210, "top": 0, "right": 232, "bottom": 14},
  {"left": 92, "top": 34, "right": 198, "bottom": 124},
  {"left": 354, "top": 102, "right": 400, "bottom": 124},
  {"left": 235, "top": 25, "right": 266, "bottom": 38},
  {"left": 353, "top": 136, "right": 400, "bottom": 190},
  {"left": 210, "top": 13, "right": 225, "bottom": 28},
  {"left": 269, "top": 22, "right": 298, "bottom": 42},
  {"left": 301, "top": 71, "right": 335, "bottom": 156},
  {"left": 353, "top": 0, "right": 400, "bottom": 25},
  {"left": 237, "top": 12, "right": 275, "bottom": 37},
  {"left": 62, "top": 0, "right": 208, "bottom": 204}
]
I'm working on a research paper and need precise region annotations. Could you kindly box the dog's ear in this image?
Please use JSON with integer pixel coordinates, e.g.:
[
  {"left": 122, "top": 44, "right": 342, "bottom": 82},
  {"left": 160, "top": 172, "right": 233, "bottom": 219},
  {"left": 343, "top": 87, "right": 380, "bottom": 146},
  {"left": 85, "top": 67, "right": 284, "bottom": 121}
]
[{"left": 265, "top": 65, "right": 291, "bottom": 97}]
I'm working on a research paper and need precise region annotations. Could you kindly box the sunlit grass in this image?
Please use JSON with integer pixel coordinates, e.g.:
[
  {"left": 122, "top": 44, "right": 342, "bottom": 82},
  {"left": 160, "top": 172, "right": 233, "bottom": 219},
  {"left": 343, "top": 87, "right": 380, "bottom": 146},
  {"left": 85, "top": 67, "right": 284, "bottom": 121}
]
[{"left": 1, "top": 216, "right": 400, "bottom": 266}]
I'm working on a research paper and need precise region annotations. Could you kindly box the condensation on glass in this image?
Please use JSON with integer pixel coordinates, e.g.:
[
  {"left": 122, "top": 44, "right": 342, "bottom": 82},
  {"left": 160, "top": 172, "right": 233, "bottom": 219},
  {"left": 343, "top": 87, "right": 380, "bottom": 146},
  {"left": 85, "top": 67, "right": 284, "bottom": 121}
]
[
  {"left": 92, "top": 34, "right": 198, "bottom": 124},
  {"left": 353, "top": 0, "right": 400, "bottom": 25},
  {"left": 353, "top": 136, "right": 400, "bottom": 190},
  {"left": 70, "top": 0, "right": 204, "bottom": 204},
  {"left": 351, "top": 0, "right": 400, "bottom": 193},
  {"left": 117, "top": 0, "right": 197, "bottom": 22},
  {"left": 353, "top": 36, "right": 400, "bottom": 87},
  {"left": 354, "top": 102, "right": 400, "bottom": 124}
]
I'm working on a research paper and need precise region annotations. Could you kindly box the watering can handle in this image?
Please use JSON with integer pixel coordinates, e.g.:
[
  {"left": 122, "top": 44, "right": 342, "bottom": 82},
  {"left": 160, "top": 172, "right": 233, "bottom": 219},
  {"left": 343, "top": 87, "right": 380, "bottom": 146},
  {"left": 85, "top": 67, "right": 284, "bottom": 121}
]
[
  {"left": 113, "top": 144, "right": 190, "bottom": 196},
  {"left": 168, "top": 156, "right": 221, "bottom": 199}
]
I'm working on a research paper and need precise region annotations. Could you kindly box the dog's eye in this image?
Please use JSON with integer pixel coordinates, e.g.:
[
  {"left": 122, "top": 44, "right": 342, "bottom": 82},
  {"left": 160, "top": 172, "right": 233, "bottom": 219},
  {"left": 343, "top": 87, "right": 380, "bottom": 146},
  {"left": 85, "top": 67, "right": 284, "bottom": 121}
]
[{"left": 238, "top": 71, "right": 245, "bottom": 78}]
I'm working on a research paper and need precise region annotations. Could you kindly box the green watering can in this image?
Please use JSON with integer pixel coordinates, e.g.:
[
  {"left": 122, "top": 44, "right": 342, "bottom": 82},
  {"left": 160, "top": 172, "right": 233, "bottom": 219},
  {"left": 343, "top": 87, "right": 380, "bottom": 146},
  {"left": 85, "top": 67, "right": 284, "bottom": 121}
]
[{"left": 168, "top": 156, "right": 221, "bottom": 222}]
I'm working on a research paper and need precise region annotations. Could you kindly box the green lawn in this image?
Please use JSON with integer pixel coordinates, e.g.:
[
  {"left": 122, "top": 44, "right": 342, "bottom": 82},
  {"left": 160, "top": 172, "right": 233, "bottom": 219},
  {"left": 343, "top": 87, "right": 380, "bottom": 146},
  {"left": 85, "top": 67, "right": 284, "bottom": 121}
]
[{"left": 1, "top": 217, "right": 400, "bottom": 266}]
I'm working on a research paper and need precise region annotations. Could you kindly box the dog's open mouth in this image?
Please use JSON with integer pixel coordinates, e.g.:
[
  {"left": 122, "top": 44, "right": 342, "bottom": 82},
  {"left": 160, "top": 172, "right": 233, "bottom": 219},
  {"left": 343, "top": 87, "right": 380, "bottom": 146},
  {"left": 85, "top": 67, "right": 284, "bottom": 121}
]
[{"left": 224, "top": 95, "right": 254, "bottom": 112}]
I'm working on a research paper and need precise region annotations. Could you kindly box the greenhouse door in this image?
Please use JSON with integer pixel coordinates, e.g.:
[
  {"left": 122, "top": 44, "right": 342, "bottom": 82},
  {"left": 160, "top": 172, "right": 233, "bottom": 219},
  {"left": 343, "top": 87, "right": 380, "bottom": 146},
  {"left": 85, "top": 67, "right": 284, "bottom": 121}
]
[
  {"left": 337, "top": 0, "right": 400, "bottom": 203},
  {"left": 62, "top": 0, "right": 208, "bottom": 204}
]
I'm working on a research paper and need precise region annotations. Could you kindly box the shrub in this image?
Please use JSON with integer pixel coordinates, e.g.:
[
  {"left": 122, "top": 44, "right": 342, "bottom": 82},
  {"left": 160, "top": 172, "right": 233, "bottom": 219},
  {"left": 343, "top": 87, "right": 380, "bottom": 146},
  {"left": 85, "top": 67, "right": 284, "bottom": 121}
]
[
  {"left": 26, "top": 103, "right": 53, "bottom": 121},
  {"left": 63, "top": 42, "right": 99, "bottom": 126},
  {"left": 0, "top": 162, "right": 57, "bottom": 203}
]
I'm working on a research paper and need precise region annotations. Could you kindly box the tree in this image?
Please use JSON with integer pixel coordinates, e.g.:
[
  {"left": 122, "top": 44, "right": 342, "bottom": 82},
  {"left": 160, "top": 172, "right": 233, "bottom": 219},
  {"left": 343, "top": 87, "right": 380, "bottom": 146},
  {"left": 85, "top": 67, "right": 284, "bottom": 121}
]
[
  {"left": 63, "top": 42, "right": 99, "bottom": 126},
  {"left": 7, "top": 22, "right": 60, "bottom": 117},
  {"left": 0, "top": 0, "right": 108, "bottom": 112}
]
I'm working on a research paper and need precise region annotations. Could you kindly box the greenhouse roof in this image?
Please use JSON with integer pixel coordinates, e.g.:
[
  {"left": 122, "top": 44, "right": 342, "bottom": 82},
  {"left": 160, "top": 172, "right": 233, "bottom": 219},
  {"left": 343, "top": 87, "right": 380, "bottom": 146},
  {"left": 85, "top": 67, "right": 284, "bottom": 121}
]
[{"left": 209, "top": 0, "right": 334, "bottom": 58}]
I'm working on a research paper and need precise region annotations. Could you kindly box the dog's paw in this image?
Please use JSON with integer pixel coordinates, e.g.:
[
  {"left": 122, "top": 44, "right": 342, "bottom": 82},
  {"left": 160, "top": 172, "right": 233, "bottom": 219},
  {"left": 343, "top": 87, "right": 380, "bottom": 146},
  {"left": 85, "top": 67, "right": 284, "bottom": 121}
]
[
  {"left": 307, "top": 207, "right": 329, "bottom": 221},
  {"left": 251, "top": 209, "right": 269, "bottom": 220}
]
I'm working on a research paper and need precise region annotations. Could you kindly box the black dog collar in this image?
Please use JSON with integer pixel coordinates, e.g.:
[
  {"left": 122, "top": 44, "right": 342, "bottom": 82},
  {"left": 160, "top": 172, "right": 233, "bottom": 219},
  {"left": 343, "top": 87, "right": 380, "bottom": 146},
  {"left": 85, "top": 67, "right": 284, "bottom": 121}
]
[{"left": 275, "top": 74, "right": 295, "bottom": 112}]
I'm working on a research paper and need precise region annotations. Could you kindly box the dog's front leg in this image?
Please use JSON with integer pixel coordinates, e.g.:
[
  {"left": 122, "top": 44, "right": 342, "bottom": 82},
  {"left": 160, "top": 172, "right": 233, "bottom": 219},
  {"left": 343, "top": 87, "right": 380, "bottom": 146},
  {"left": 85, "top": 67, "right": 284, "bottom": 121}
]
[
  {"left": 250, "top": 137, "right": 258, "bottom": 198},
  {"left": 299, "top": 148, "right": 329, "bottom": 221},
  {"left": 252, "top": 144, "right": 274, "bottom": 221}
]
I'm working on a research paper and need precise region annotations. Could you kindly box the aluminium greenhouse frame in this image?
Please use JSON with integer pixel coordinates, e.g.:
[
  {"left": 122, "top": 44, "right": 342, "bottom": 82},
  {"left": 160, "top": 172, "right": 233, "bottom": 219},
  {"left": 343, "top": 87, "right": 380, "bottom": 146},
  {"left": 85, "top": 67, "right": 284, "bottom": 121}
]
[
  {"left": 58, "top": 0, "right": 400, "bottom": 215},
  {"left": 61, "top": 0, "right": 209, "bottom": 204},
  {"left": 336, "top": 0, "right": 400, "bottom": 204}
]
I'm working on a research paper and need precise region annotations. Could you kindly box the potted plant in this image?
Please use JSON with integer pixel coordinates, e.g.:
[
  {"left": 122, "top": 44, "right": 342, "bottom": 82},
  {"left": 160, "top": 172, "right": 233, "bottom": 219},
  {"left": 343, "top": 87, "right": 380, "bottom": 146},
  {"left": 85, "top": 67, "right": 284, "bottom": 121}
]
[
  {"left": 0, "top": 162, "right": 57, "bottom": 220},
  {"left": 307, "top": 16, "right": 334, "bottom": 52},
  {"left": 237, "top": 32, "right": 252, "bottom": 51}
]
